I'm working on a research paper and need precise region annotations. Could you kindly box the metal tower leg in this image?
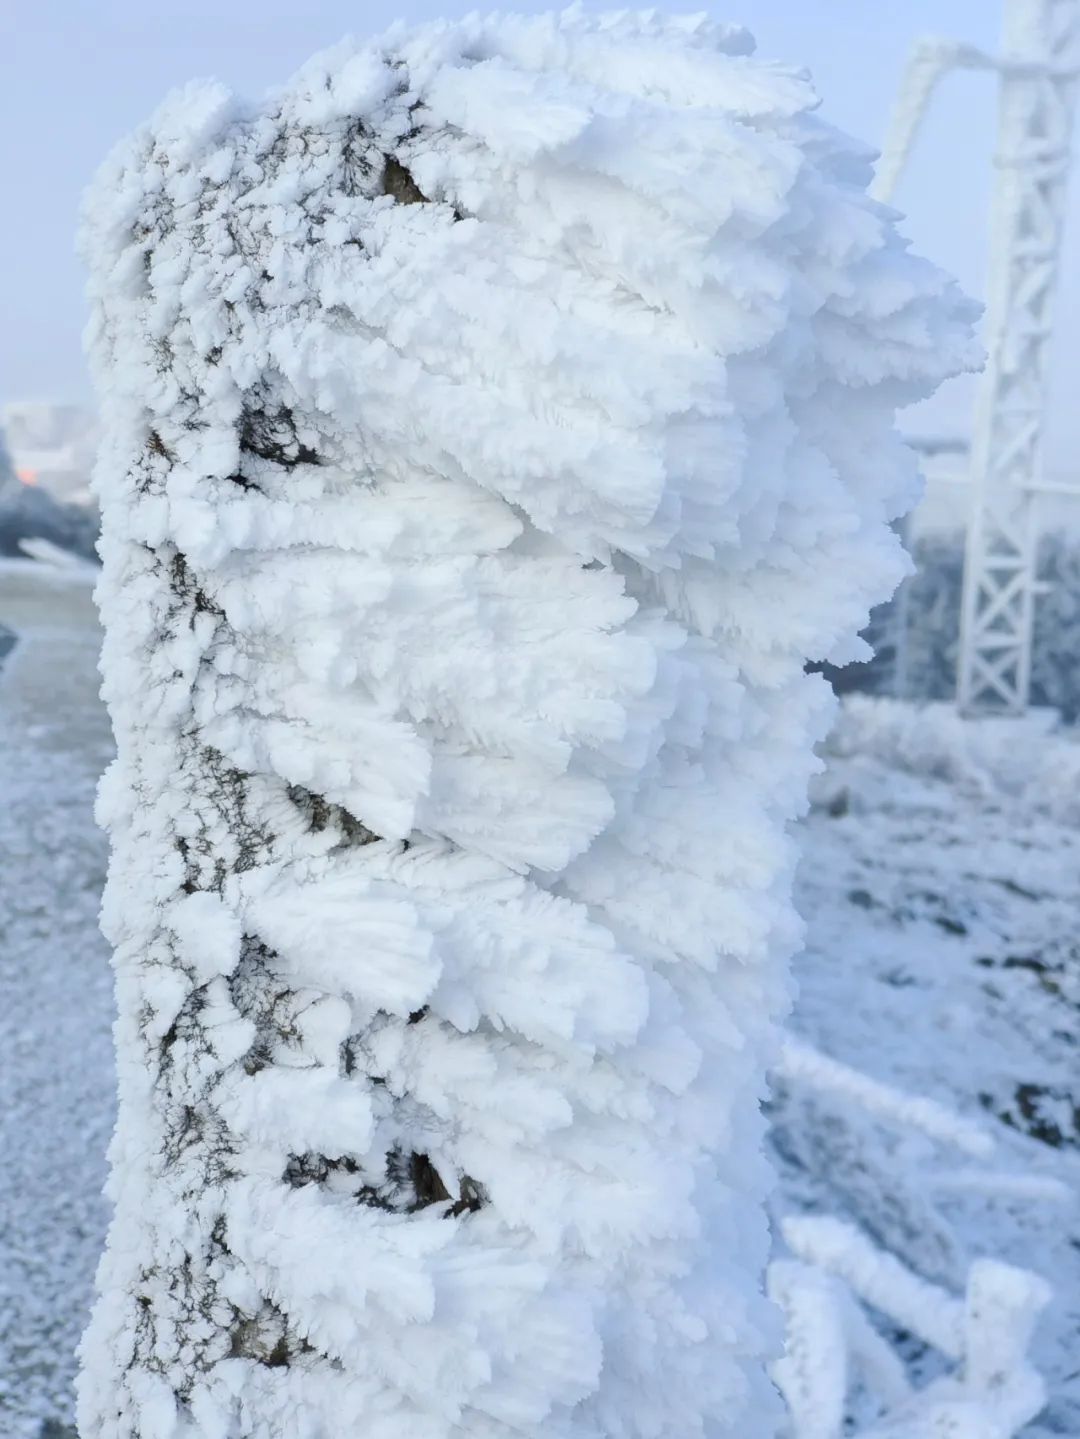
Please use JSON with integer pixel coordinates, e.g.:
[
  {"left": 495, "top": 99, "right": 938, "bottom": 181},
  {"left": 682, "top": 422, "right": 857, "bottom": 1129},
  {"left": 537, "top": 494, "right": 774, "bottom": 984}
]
[{"left": 957, "top": 0, "right": 1080, "bottom": 714}]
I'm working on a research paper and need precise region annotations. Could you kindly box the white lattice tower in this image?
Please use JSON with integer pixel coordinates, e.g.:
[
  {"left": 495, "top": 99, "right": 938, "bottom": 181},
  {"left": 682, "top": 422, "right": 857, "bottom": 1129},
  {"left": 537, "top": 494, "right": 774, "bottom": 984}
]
[
  {"left": 958, "top": 0, "right": 1080, "bottom": 714},
  {"left": 873, "top": 0, "right": 1080, "bottom": 714}
]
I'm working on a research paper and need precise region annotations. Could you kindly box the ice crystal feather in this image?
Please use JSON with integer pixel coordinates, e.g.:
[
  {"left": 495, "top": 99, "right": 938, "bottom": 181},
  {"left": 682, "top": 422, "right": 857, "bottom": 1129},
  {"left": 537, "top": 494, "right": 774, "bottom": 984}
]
[{"left": 77, "top": 11, "right": 976, "bottom": 1437}]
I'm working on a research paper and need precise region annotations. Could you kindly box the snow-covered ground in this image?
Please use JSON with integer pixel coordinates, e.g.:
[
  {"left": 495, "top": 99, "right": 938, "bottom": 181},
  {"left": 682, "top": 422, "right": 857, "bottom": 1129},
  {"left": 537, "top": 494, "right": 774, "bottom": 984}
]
[
  {"left": 782, "top": 699, "right": 1080, "bottom": 1436},
  {"left": 0, "top": 563, "right": 113, "bottom": 1439},
  {"left": 1, "top": 575, "right": 1076, "bottom": 1436}
]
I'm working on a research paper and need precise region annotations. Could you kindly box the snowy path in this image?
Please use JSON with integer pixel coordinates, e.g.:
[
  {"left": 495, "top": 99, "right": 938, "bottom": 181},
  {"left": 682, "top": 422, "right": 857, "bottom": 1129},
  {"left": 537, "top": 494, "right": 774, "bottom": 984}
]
[{"left": 0, "top": 567, "right": 114, "bottom": 1438}]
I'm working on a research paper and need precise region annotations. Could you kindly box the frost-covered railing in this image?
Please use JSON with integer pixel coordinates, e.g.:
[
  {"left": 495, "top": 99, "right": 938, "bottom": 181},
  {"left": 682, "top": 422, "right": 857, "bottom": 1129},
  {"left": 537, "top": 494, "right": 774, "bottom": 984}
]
[{"left": 78, "top": 12, "right": 976, "bottom": 1437}]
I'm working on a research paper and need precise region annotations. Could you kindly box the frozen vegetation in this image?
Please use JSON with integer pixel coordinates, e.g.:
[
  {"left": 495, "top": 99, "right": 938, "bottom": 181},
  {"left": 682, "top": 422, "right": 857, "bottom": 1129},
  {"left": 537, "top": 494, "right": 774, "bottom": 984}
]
[{"left": 73, "top": 8, "right": 980, "bottom": 1436}]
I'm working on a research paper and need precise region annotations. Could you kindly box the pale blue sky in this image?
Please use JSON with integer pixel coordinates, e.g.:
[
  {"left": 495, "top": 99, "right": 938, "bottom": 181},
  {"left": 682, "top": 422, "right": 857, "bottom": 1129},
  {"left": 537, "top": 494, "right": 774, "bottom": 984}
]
[{"left": 2, "top": 1, "right": 1077, "bottom": 470}]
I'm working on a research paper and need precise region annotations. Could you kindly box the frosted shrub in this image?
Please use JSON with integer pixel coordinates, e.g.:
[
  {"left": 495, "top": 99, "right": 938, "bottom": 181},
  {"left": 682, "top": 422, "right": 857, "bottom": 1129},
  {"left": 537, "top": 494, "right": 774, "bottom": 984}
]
[{"left": 78, "top": 11, "right": 976, "bottom": 1437}]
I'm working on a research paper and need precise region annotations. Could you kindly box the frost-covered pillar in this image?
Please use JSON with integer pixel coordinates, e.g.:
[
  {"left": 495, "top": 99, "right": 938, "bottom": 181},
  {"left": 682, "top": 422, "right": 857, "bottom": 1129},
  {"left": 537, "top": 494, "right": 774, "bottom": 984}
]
[{"left": 79, "top": 14, "right": 976, "bottom": 1438}]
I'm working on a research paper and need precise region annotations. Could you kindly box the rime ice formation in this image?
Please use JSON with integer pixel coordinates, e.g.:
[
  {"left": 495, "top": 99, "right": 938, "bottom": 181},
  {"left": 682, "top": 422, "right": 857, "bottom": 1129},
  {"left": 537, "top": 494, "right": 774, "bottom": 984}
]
[{"left": 77, "top": 11, "right": 978, "bottom": 1438}]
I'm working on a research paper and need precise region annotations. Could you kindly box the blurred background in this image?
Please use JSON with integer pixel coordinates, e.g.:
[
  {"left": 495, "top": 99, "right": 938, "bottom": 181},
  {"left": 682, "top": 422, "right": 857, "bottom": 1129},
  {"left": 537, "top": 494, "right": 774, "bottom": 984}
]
[{"left": 1, "top": 3, "right": 1078, "bottom": 1438}]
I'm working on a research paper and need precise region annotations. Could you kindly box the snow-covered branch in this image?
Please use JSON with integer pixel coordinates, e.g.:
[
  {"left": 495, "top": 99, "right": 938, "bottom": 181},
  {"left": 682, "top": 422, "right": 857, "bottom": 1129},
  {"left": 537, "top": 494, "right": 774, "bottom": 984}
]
[
  {"left": 771, "top": 1043, "right": 1061, "bottom": 1438},
  {"left": 775, "top": 1216, "right": 1051, "bottom": 1437},
  {"left": 777, "top": 1036, "right": 993, "bottom": 1157}
]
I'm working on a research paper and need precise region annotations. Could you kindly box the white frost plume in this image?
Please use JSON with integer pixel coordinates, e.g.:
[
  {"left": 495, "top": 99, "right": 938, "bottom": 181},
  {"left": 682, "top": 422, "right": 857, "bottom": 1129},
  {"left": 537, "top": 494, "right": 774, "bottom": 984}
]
[
  {"left": 775, "top": 1216, "right": 1051, "bottom": 1439},
  {"left": 77, "top": 10, "right": 976, "bottom": 1439},
  {"left": 776, "top": 1036, "right": 994, "bottom": 1157},
  {"left": 771, "top": 1034, "right": 1063, "bottom": 1435}
]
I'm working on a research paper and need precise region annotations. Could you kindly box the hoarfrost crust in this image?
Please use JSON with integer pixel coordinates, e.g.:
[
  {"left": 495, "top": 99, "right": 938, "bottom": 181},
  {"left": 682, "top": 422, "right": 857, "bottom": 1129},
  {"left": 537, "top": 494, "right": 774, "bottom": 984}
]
[{"left": 78, "top": 10, "right": 977, "bottom": 1438}]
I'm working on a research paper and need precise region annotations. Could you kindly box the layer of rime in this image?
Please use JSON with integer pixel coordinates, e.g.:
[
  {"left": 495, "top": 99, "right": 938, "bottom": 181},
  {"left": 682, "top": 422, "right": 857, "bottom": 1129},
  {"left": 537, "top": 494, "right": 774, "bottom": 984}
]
[{"left": 78, "top": 10, "right": 978, "bottom": 1438}]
